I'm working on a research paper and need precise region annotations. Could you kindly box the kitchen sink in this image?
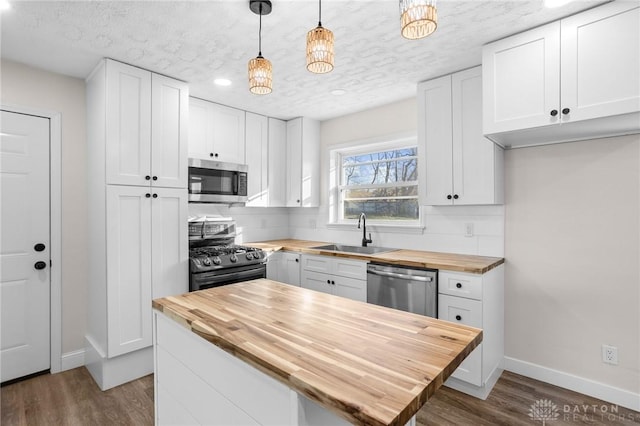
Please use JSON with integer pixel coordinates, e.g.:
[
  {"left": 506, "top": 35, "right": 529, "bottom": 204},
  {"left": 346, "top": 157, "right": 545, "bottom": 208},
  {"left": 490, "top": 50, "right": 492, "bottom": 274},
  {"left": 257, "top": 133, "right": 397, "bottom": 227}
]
[{"left": 311, "top": 244, "right": 395, "bottom": 255}]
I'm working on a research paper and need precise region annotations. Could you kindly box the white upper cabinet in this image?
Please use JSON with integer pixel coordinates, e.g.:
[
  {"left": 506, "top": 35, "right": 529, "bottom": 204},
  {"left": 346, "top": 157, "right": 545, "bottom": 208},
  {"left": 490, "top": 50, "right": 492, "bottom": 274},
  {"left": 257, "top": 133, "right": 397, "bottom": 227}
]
[
  {"left": 188, "top": 98, "right": 246, "bottom": 164},
  {"left": 105, "top": 61, "right": 152, "bottom": 186},
  {"left": 245, "top": 112, "right": 269, "bottom": 207},
  {"left": 105, "top": 60, "right": 187, "bottom": 188},
  {"left": 418, "top": 66, "right": 504, "bottom": 206},
  {"left": 267, "top": 118, "right": 287, "bottom": 207},
  {"left": 483, "top": 1, "right": 640, "bottom": 147},
  {"left": 151, "top": 74, "right": 188, "bottom": 189},
  {"left": 286, "top": 117, "right": 319, "bottom": 207}
]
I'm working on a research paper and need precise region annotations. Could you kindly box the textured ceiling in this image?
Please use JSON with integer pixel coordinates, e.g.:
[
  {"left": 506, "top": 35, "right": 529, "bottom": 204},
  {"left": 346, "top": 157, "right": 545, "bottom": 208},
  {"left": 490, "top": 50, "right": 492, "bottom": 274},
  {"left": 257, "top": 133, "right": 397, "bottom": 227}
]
[{"left": 1, "top": 0, "right": 608, "bottom": 121}]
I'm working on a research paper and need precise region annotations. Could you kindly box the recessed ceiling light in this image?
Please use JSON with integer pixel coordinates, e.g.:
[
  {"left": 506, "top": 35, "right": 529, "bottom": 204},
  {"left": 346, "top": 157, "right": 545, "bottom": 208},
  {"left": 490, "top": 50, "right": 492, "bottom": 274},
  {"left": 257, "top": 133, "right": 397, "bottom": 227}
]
[
  {"left": 214, "top": 78, "right": 232, "bottom": 87},
  {"left": 0, "top": 0, "right": 12, "bottom": 11},
  {"left": 544, "top": 0, "right": 574, "bottom": 8},
  {"left": 331, "top": 89, "right": 346, "bottom": 96}
]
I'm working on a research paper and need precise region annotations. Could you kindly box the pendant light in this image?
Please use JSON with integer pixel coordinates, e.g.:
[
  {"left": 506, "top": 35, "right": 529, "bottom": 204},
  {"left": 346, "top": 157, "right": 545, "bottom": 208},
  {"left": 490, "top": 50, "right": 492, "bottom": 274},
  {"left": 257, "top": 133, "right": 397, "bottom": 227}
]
[
  {"left": 248, "top": 0, "right": 273, "bottom": 95},
  {"left": 306, "top": 0, "right": 334, "bottom": 74},
  {"left": 400, "top": 0, "right": 438, "bottom": 40}
]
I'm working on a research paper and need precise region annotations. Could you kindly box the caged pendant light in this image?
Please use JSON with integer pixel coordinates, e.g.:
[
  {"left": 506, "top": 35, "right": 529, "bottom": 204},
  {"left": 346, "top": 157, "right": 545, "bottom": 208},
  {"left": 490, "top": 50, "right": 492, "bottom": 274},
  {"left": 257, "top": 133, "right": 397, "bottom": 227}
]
[
  {"left": 248, "top": 0, "right": 273, "bottom": 94},
  {"left": 400, "top": 0, "right": 438, "bottom": 40},
  {"left": 306, "top": 0, "right": 334, "bottom": 74}
]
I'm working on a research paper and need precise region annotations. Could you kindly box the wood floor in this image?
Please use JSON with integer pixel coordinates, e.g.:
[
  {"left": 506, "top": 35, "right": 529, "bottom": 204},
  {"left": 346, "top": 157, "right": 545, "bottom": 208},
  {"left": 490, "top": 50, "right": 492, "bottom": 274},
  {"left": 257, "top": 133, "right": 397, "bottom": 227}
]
[{"left": 1, "top": 368, "right": 638, "bottom": 425}]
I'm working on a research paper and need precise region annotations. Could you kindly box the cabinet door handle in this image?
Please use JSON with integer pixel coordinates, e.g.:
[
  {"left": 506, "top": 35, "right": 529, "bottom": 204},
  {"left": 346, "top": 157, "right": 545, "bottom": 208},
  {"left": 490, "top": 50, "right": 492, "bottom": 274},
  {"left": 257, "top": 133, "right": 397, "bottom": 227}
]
[
  {"left": 210, "top": 153, "right": 214, "bottom": 157},
  {"left": 295, "top": 258, "right": 299, "bottom": 263},
  {"left": 327, "top": 279, "right": 331, "bottom": 284},
  {"left": 562, "top": 108, "right": 570, "bottom": 115},
  {"left": 331, "top": 280, "right": 335, "bottom": 285},
  {"left": 152, "top": 176, "right": 158, "bottom": 181},
  {"left": 145, "top": 175, "right": 151, "bottom": 180},
  {"left": 152, "top": 194, "right": 158, "bottom": 198},
  {"left": 34, "top": 243, "right": 46, "bottom": 252},
  {"left": 453, "top": 194, "right": 459, "bottom": 200},
  {"left": 456, "top": 283, "right": 462, "bottom": 289},
  {"left": 455, "top": 315, "right": 462, "bottom": 321},
  {"left": 550, "top": 109, "right": 558, "bottom": 117},
  {"left": 34, "top": 261, "right": 47, "bottom": 270},
  {"left": 145, "top": 193, "right": 151, "bottom": 198},
  {"left": 447, "top": 194, "right": 452, "bottom": 200}
]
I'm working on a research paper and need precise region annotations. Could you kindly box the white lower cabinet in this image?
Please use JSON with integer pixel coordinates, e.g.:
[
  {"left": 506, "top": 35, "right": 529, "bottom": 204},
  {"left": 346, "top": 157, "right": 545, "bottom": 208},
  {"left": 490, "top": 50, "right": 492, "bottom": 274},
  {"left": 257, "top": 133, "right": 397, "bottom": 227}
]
[
  {"left": 266, "top": 251, "right": 300, "bottom": 286},
  {"left": 438, "top": 265, "right": 504, "bottom": 399},
  {"left": 300, "top": 255, "right": 367, "bottom": 302}
]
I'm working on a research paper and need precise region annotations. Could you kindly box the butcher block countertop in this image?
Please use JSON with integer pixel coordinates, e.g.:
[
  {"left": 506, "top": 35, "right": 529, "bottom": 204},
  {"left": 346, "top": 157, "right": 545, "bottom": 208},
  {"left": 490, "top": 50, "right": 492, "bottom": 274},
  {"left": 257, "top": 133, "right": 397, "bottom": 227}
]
[
  {"left": 245, "top": 239, "right": 504, "bottom": 274},
  {"left": 153, "top": 279, "right": 483, "bottom": 426}
]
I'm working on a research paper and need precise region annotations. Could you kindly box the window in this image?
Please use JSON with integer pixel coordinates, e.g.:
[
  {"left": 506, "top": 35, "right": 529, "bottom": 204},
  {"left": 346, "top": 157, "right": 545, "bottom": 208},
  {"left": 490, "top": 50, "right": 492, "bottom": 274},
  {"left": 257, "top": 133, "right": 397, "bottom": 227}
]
[{"left": 336, "top": 142, "right": 419, "bottom": 223}]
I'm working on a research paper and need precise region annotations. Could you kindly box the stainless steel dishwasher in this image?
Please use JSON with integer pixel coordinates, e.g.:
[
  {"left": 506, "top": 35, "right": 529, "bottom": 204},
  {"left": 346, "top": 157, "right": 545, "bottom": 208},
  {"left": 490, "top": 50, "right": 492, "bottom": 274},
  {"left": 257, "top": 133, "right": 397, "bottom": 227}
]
[{"left": 367, "top": 263, "right": 437, "bottom": 318}]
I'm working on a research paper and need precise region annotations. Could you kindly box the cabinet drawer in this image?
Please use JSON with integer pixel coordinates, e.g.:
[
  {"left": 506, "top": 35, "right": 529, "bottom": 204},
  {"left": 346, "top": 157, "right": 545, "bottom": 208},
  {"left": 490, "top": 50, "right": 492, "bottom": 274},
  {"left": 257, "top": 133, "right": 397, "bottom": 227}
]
[
  {"left": 301, "top": 254, "right": 332, "bottom": 274},
  {"left": 438, "top": 271, "right": 483, "bottom": 300},
  {"left": 438, "top": 294, "right": 482, "bottom": 328},
  {"left": 301, "top": 270, "right": 333, "bottom": 295}
]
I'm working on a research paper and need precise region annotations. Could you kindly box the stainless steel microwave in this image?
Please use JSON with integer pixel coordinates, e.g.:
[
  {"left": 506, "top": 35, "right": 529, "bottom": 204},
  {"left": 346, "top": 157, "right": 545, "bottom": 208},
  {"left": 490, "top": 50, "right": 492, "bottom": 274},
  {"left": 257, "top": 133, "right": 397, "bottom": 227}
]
[{"left": 188, "top": 159, "right": 248, "bottom": 204}]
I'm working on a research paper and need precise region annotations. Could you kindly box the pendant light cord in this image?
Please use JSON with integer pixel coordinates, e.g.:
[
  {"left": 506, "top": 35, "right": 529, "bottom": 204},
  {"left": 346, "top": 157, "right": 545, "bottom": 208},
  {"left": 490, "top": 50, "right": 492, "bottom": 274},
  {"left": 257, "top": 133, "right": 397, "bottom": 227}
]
[
  {"left": 258, "top": 2, "right": 263, "bottom": 56},
  {"left": 318, "top": 0, "right": 322, "bottom": 27}
]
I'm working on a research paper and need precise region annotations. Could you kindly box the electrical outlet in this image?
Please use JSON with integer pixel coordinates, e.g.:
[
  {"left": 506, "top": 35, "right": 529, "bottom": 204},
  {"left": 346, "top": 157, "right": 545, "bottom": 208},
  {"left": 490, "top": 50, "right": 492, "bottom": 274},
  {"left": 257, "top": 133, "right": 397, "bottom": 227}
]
[
  {"left": 464, "top": 223, "right": 474, "bottom": 237},
  {"left": 602, "top": 344, "right": 619, "bottom": 365}
]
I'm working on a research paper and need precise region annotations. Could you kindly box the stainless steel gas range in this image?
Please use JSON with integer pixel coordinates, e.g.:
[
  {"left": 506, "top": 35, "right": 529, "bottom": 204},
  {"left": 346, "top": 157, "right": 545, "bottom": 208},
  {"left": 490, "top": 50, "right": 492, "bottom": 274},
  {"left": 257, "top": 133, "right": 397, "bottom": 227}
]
[{"left": 188, "top": 216, "right": 266, "bottom": 291}]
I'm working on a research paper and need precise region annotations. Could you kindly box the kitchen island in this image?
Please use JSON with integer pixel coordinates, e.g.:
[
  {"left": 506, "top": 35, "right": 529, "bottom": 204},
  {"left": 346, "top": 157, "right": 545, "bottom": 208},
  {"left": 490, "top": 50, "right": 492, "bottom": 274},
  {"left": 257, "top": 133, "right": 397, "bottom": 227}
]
[{"left": 152, "top": 279, "right": 482, "bottom": 425}]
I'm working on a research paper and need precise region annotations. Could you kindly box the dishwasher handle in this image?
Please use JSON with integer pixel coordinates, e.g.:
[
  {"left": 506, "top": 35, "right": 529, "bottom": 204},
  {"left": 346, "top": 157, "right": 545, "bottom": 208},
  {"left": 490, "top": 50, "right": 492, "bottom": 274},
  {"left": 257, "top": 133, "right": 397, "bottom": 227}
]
[{"left": 367, "top": 268, "right": 433, "bottom": 282}]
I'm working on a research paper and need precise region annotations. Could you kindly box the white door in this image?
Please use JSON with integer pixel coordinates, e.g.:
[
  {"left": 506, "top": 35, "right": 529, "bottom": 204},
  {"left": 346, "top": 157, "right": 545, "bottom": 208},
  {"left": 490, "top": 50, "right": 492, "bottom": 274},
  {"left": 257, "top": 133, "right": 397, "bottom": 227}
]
[
  {"left": 418, "top": 74, "right": 454, "bottom": 206},
  {"left": 285, "top": 119, "right": 302, "bottom": 207},
  {"left": 560, "top": 1, "right": 640, "bottom": 123},
  {"left": 105, "top": 60, "right": 152, "bottom": 186},
  {"left": 245, "top": 112, "right": 268, "bottom": 207},
  {"left": 452, "top": 67, "right": 498, "bottom": 205},
  {"left": 267, "top": 118, "right": 287, "bottom": 207},
  {"left": 211, "top": 103, "right": 245, "bottom": 164},
  {"left": 482, "top": 22, "right": 561, "bottom": 134},
  {"left": 151, "top": 74, "right": 188, "bottom": 189},
  {"left": 151, "top": 187, "right": 188, "bottom": 299},
  {"left": 0, "top": 110, "right": 50, "bottom": 382},
  {"left": 106, "top": 185, "right": 152, "bottom": 357}
]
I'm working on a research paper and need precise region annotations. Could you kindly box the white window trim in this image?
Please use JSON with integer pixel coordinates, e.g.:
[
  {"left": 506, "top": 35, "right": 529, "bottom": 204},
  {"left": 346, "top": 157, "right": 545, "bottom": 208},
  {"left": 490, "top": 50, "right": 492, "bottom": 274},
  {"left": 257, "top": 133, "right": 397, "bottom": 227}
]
[{"left": 328, "top": 132, "right": 424, "bottom": 230}]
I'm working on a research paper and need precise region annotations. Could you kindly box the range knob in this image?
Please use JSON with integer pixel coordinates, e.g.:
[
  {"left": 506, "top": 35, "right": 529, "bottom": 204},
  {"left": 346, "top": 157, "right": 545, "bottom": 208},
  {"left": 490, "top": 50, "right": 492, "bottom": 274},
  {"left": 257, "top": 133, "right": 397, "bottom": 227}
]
[
  {"left": 246, "top": 253, "right": 254, "bottom": 260},
  {"left": 230, "top": 254, "right": 238, "bottom": 263},
  {"left": 212, "top": 256, "right": 222, "bottom": 265},
  {"left": 202, "top": 257, "right": 212, "bottom": 266}
]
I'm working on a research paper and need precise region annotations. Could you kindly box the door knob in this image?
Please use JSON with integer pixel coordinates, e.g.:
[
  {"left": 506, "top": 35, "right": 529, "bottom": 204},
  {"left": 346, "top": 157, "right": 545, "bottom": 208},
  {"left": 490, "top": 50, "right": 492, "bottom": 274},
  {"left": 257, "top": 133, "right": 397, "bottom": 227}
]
[
  {"left": 34, "top": 261, "right": 47, "bottom": 270},
  {"left": 34, "top": 243, "right": 46, "bottom": 252}
]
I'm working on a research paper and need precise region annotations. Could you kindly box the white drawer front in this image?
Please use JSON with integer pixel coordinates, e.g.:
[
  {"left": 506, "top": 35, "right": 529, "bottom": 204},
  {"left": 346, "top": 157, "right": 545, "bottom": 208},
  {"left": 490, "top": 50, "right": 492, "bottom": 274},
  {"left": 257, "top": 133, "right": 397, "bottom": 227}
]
[
  {"left": 301, "top": 254, "right": 332, "bottom": 274},
  {"left": 438, "top": 294, "right": 482, "bottom": 328},
  {"left": 438, "top": 271, "right": 483, "bottom": 301},
  {"left": 332, "top": 258, "right": 367, "bottom": 280}
]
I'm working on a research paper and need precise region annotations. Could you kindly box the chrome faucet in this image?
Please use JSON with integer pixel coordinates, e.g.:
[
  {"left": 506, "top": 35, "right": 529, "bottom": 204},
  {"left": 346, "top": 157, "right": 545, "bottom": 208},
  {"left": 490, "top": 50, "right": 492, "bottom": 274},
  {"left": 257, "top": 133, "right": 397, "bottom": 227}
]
[{"left": 357, "top": 213, "right": 373, "bottom": 247}]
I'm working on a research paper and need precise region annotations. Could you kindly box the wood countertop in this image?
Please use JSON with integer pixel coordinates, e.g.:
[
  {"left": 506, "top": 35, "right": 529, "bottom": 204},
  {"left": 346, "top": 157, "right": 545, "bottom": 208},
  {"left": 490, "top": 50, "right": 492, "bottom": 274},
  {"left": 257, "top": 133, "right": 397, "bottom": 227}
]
[
  {"left": 153, "top": 279, "right": 482, "bottom": 426},
  {"left": 245, "top": 239, "right": 504, "bottom": 274}
]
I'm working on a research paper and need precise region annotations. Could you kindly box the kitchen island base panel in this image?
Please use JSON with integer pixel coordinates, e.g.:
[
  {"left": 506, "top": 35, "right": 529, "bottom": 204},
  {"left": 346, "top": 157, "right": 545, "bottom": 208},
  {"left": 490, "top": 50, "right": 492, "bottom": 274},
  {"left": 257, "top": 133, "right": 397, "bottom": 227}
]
[
  {"left": 154, "top": 311, "right": 416, "bottom": 426},
  {"left": 444, "top": 365, "right": 504, "bottom": 400},
  {"left": 84, "top": 336, "right": 153, "bottom": 391}
]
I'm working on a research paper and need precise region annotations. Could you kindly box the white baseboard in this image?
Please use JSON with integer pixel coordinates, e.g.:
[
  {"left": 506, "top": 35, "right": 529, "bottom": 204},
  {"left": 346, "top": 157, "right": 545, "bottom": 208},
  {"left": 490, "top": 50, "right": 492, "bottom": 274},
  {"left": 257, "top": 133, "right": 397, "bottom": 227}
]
[
  {"left": 504, "top": 356, "right": 640, "bottom": 412},
  {"left": 60, "top": 349, "right": 85, "bottom": 371}
]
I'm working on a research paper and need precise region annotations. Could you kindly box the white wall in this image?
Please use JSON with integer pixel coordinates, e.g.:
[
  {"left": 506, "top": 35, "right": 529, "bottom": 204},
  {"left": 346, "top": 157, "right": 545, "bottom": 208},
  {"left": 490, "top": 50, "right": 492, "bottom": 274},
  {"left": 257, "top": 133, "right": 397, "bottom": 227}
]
[
  {"left": 504, "top": 135, "right": 640, "bottom": 397},
  {"left": 289, "top": 97, "right": 505, "bottom": 257},
  {"left": 1, "top": 59, "right": 87, "bottom": 355}
]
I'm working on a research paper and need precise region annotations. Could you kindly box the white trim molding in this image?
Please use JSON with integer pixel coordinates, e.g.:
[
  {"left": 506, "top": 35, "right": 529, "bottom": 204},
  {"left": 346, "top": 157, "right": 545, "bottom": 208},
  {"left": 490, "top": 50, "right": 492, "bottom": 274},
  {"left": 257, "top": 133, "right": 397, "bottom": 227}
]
[
  {"left": 1, "top": 103, "right": 63, "bottom": 374},
  {"left": 61, "top": 349, "right": 85, "bottom": 371},
  {"left": 504, "top": 357, "right": 640, "bottom": 412}
]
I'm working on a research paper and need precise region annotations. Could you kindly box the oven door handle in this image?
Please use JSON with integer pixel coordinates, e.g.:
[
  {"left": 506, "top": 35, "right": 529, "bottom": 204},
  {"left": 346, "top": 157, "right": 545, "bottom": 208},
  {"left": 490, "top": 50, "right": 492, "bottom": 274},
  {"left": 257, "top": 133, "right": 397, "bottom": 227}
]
[{"left": 367, "top": 269, "right": 433, "bottom": 282}]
